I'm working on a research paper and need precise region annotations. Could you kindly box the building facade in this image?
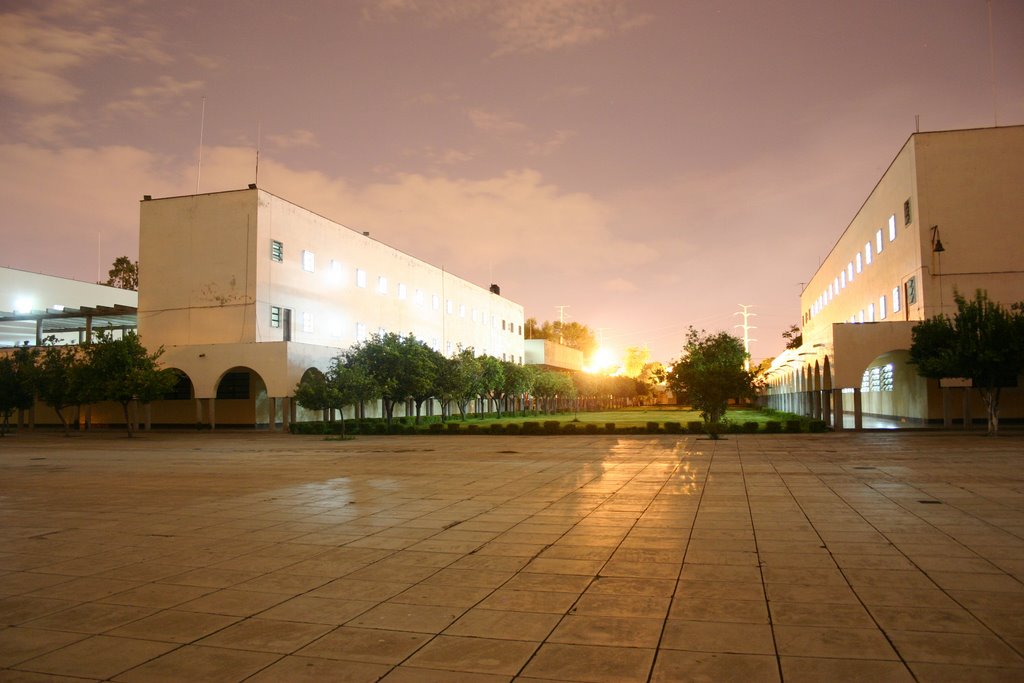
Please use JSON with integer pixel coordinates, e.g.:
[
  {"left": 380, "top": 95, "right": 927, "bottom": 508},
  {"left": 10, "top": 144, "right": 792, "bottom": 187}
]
[
  {"left": 139, "top": 187, "right": 525, "bottom": 428},
  {"left": 764, "top": 126, "right": 1024, "bottom": 427}
]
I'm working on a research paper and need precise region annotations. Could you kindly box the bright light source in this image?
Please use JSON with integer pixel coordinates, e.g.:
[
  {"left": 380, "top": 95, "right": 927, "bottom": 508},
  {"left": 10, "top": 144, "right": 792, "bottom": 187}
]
[
  {"left": 14, "top": 298, "right": 33, "bottom": 314},
  {"left": 583, "top": 347, "right": 619, "bottom": 374}
]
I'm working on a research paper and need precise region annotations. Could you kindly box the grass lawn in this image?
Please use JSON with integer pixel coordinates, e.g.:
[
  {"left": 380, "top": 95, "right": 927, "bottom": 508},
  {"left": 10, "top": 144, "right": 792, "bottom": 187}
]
[{"left": 455, "top": 406, "right": 798, "bottom": 428}]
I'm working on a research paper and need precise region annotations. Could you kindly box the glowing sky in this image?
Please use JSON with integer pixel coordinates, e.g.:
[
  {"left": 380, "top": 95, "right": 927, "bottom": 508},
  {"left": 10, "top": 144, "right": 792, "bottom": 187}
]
[{"left": 2, "top": 0, "right": 1023, "bottom": 363}]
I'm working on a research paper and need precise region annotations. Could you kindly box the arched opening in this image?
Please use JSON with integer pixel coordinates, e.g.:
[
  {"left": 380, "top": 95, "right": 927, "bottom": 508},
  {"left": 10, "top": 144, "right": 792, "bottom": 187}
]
[
  {"left": 295, "top": 367, "right": 329, "bottom": 423},
  {"left": 213, "top": 366, "right": 270, "bottom": 428},
  {"left": 150, "top": 368, "right": 197, "bottom": 427},
  {"left": 848, "top": 349, "right": 927, "bottom": 425}
]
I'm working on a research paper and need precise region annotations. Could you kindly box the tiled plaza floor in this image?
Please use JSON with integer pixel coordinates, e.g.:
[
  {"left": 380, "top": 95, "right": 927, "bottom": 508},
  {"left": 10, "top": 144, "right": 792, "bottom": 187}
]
[{"left": 1, "top": 430, "right": 1023, "bottom": 682}]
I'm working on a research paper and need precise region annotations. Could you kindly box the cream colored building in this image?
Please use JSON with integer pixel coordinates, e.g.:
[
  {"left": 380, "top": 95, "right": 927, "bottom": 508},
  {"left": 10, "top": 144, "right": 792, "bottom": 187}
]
[
  {"left": 139, "top": 187, "right": 525, "bottom": 428},
  {"left": 764, "top": 126, "right": 1024, "bottom": 428}
]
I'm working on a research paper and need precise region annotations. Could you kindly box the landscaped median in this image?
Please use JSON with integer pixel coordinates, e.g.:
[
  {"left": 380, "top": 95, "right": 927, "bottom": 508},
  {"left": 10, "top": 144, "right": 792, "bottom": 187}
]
[{"left": 290, "top": 407, "right": 829, "bottom": 436}]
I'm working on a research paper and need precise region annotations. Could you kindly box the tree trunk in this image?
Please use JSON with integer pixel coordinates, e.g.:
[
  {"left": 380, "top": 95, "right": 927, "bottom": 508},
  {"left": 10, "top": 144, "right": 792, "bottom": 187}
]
[
  {"left": 981, "top": 386, "right": 1000, "bottom": 436},
  {"left": 121, "top": 401, "right": 135, "bottom": 437},
  {"left": 55, "top": 407, "right": 70, "bottom": 436}
]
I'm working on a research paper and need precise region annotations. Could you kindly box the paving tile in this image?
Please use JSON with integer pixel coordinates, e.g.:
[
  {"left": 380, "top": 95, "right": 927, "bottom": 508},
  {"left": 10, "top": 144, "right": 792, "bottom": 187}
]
[
  {"left": 244, "top": 655, "right": 390, "bottom": 682},
  {"left": 769, "top": 601, "right": 875, "bottom": 628},
  {"left": 661, "top": 619, "right": 775, "bottom": 654},
  {"left": 196, "top": 616, "right": 333, "bottom": 653},
  {"left": 445, "top": 608, "right": 560, "bottom": 641},
  {"left": 16, "top": 634, "right": 177, "bottom": 680},
  {"left": 0, "top": 626, "right": 87, "bottom": 668},
  {"left": 886, "top": 629, "right": 1024, "bottom": 667},
  {"left": 112, "top": 644, "right": 279, "bottom": 682},
  {"left": 297, "top": 626, "right": 429, "bottom": 663},
  {"left": 106, "top": 609, "right": 239, "bottom": 644},
  {"left": 548, "top": 614, "right": 663, "bottom": 648},
  {"left": 346, "top": 602, "right": 462, "bottom": 633},
  {"left": 773, "top": 624, "right": 900, "bottom": 660},
  {"left": 907, "top": 661, "right": 1024, "bottom": 682},
  {"left": 668, "top": 596, "right": 769, "bottom": 623},
  {"left": 404, "top": 634, "right": 538, "bottom": 675},
  {"left": 780, "top": 656, "right": 915, "bottom": 682},
  {"left": 521, "top": 642, "right": 655, "bottom": 683},
  {"left": 24, "top": 602, "right": 155, "bottom": 634},
  {"left": 650, "top": 650, "right": 780, "bottom": 683}
]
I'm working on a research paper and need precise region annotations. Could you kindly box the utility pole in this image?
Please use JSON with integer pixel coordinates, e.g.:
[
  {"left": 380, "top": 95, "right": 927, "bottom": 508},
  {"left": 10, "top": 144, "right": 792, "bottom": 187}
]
[
  {"left": 555, "top": 305, "right": 569, "bottom": 344},
  {"left": 734, "top": 304, "right": 757, "bottom": 372}
]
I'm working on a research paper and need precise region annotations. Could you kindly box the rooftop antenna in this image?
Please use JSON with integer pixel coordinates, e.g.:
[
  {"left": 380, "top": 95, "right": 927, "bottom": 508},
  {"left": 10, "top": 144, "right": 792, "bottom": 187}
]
[
  {"left": 734, "top": 304, "right": 757, "bottom": 372},
  {"left": 196, "top": 96, "right": 206, "bottom": 194},
  {"left": 255, "top": 120, "right": 261, "bottom": 185},
  {"left": 555, "top": 305, "right": 569, "bottom": 344}
]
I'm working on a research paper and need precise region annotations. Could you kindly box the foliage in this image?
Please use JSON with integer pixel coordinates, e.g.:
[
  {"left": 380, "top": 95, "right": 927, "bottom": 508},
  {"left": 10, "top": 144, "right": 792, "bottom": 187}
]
[
  {"left": 910, "top": 290, "right": 1024, "bottom": 435},
  {"left": 666, "top": 328, "right": 754, "bottom": 427},
  {"left": 622, "top": 346, "right": 650, "bottom": 378},
  {"left": 105, "top": 256, "right": 139, "bottom": 291},
  {"left": 83, "top": 331, "right": 177, "bottom": 436},
  {"left": 294, "top": 358, "right": 381, "bottom": 437},
  {"left": 523, "top": 318, "right": 597, "bottom": 356},
  {"left": 346, "top": 332, "right": 438, "bottom": 427},
  {"left": 0, "top": 346, "right": 37, "bottom": 435},
  {"left": 782, "top": 324, "right": 803, "bottom": 350},
  {"left": 35, "top": 340, "right": 86, "bottom": 435},
  {"left": 436, "top": 348, "right": 482, "bottom": 420}
]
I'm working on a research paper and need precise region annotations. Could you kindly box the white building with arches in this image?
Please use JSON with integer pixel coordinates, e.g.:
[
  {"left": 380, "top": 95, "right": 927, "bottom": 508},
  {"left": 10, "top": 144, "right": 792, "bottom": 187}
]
[
  {"left": 138, "top": 187, "right": 525, "bottom": 429},
  {"left": 763, "top": 125, "right": 1024, "bottom": 428}
]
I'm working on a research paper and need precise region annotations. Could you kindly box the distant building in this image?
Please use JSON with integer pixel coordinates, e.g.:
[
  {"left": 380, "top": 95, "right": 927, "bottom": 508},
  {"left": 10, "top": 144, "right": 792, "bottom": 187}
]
[
  {"left": 524, "top": 339, "right": 583, "bottom": 372},
  {"left": 763, "top": 126, "right": 1024, "bottom": 428},
  {"left": 139, "top": 187, "right": 525, "bottom": 428}
]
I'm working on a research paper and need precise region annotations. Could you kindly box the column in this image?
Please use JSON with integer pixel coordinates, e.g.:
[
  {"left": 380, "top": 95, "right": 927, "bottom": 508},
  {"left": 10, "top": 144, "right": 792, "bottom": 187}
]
[
  {"left": 942, "top": 387, "right": 952, "bottom": 428},
  {"left": 268, "top": 397, "right": 278, "bottom": 432},
  {"left": 832, "top": 388, "right": 844, "bottom": 431},
  {"left": 281, "top": 397, "right": 291, "bottom": 432},
  {"left": 853, "top": 388, "right": 863, "bottom": 430},
  {"left": 195, "top": 398, "right": 204, "bottom": 429},
  {"left": 208, "top": 398, "right": 216, "bottom": 430}
]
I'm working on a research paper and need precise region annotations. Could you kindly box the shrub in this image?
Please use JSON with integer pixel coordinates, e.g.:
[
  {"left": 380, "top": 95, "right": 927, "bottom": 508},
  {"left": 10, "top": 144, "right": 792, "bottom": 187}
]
[
  {"left": 561, "top": 423, "right": 578, "bottom": 434},
  {"left": 808, "top": 420, "right": 828, "bottom": 433},
  {"left": 467, "top": 424, "right": 480, "bottom": 433},
  {"left": 505, "top": 423, "right": 521, "bottom": 435},
  {"left": 743, "top": 421, "right": 759, "bottom": 433},
  {"left": 374, "top": 423, "right": 389, "bottom": 434},
  {"left": 646, "top": 421, "right": 660, "bottom": 434},
  {"left": 687, "top": 421, "right": 705, "bottom": 434},
  {"left": 605, "top": 422, "right": 616, "bottom": 433},
  {"left": 727, "top": 422, "right": 743, "bottom": 434},
  {"left": 706, "top": 422, "right": 723, "bottom": 437},
  {"left": 543, "top": 421, "right": 561, "bottom": 435},
  {"left": 765, "top": 421, "right": 782, "bottom": 433},
  {"left": 584, "top": 423, "right": 598, "bottom": 434},
  {"left": 663, "top": 421, "right": 682, "bottom": 434},
  {"left": 522, "top": 421, "right": 541, "bottom": 435},
  {"left": 446, "top": 422, "right": 461, "bottom": 433},
  {"left": 489, "top": 423, "right": 505, "bottom": 434},
  {"left": 428, "top": 423, "right": 443, "bottom": 433},
  {"left": 785, "top": 419, "right": 802, "bottom": 433}
]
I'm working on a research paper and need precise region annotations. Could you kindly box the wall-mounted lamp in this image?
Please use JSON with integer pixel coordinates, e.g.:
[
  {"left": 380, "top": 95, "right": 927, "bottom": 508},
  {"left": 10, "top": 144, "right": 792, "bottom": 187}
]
[{"left": 930, "top": 225, "right": 945, "bottom": 253}]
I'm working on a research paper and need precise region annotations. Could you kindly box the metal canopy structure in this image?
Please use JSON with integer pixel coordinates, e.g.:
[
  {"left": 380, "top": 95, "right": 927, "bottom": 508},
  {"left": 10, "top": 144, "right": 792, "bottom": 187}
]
[{"left": 0, "top": 304, "right": 137, "bottom": 348}]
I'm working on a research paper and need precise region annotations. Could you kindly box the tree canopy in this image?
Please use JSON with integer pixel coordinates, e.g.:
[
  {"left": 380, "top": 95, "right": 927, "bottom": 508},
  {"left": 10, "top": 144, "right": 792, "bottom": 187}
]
[
  {"left": 105, "top": 256, "right": 139, "bottom": 291},
  {"left": 666, "top": 328, "right": 753, "bottom": 429},
  {"left": 910, "top": 290, "right": 1024, "bottom": 435},
  {"left": 524, "top": 318, "right": 597, "bottom": 356}
]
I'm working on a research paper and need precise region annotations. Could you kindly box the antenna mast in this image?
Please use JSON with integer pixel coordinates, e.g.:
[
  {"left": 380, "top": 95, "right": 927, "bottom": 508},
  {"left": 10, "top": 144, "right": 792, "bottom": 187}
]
[
  {"left": 734, "top": 304, "right": 757, "bottom": 372},
  {"left": 196, "top": 96, "right": 206, "bottom": 194}
]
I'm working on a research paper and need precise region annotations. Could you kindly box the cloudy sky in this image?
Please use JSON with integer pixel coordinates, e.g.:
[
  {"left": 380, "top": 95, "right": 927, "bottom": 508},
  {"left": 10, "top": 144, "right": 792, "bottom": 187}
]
[{"left": 2, "top": 0, "right": 1023, "bottom": 363}]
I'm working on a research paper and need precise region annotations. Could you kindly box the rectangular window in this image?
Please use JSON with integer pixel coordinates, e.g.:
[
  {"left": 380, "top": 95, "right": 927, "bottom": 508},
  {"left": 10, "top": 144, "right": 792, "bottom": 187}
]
[
  {"left": 868, "top": 302, "right": 875, "bottom": 322},
  {"left": 865, "top": 242, "right": 872, "bottom": 265},
  {"left": 847, "top": 263, "right": 854, "bottom": 282},
  {"left": 888, "top": 214, "right": 897, "bottom": 241},
  {"left": 459, "top": 304, "right": 466, "bottom": 317},
  {"left": 414, "top": 289, "right": 424, "bottom": 306},
  {"left": 904, "top": 198, "right": 912, "bottom": 225},
  {"left": 878, "top": 295, "right": 886, "bottom": 320},
  {"left": 858, "top": 310, "right": 864, "bottom": 323},
  {"left": 855, "top": 253, "right": 862, "bottom": 273},
  {"left": 356, "top": 269, "right": 366, "bottom": 288},
  {"left": 446, "top": 340, "right": 452, "bottom": 354},
  {"left": 398, "top": 283, "right": 407, "bottom": 300},
  {"left": 329, "top": 318, "right": 343, "bottom": 338},
  {"left": 302, "top": 250, "right": 314, "bottom": 272},
  {"left": 840, "top": 271, "right": 846, "bottom": 288},
  {"left": 378, "top": 276, "right": 388, "bottom": 294},
  {"left": 271, "top": 240, "right": 283, "bottom": 262},
  {"left": 356, "top": 322, "right": 367, "bottom": 341},
  {"left": 907, "top": 277, "right": 917, "bottom": 304},
  {"left": 378, "top": 326, "right": 386, "bottom": 337},
  {"left": 875, "top": 229, "right": 883, "bottom": 254},
  {"left": 302, "top": 311, "right": 313, "bottom": 332},
  {"left": 432, "top": 294, "right": 440, "bottom": 310},
  {"left": 446, "top": 299, "right": 453, "bottom": 314},
  {"left": 270, "top": 306, "right": 281, "bottom": 328},
  {"left": 892, "top": 286, "right": 901, "bottom": 313},
  {"left": 329, "top": 259, "right": 342, "bottom": 281}
]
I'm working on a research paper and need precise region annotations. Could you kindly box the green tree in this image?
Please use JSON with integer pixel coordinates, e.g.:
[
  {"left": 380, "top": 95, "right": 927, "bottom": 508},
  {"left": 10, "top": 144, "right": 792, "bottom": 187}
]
[
  {"left": 35, "top": 340, "right": 85, "bottom": 435},
  {"left": 105, "top": 256, "right": 139, "bottom": 291},
  {"left": 782, "top": 324, "right": 803, "bottom": 350},
  {"left": 501, "top": 361, "right": 535, "bottom": 416},
  {"left": 531, "top": 369, "right": 576, "bottom": 413},
  {"left": 347, "top": 332, "right": 436, "bottom": 427},
  {"left": 910, "top": 290, "right": 1024, "bottom": 435},
  {"left": 667, "top": 328, "right": 753, "bottom": 433},
  {"left": 436, "top": 348, "right": 482, "bottom": 420},
  {"left": 84, "top": 331, "right": 176, "bottom": 436},
  {"left": 478, "top": 355, "right": 507, "bottom": 417},
  {"left": 294, "top": 359, "right": 380, "bottom": 437},
  {"left": 0, "top": 346, "right": 37, "bottom": 435},
  {"left": 623, "top": 346, "right": 650, "bottom": 378},
  {"left": 523, "top": 319, "right": 597, "bottom": 355}
]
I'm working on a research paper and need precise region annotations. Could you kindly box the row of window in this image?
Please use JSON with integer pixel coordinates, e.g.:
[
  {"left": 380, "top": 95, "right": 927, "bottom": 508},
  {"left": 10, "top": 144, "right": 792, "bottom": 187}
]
[
  {"left": 841, "top": 276, "right": 918, "bottom": 325},
  {"left": 805, "top": 200, "right": 912, "bottom": 324},
  {"left": 271, "top": 240, "right": 522, "bottom": 335},
  {"left": 861, "top": 364, "right": 895, "bottom": 393}
]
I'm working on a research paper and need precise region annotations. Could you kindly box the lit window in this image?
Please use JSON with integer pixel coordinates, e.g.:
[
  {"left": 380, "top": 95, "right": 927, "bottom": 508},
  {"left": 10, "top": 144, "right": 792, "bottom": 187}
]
[
  {"left": 868, "top": 302, "right": 875, "bottom": 322},
  {"left": 378, "top": 327, "right": 386, "bottom": 336},
  {"left": 414, "top": 289, "right": 424, "bottom": 306},
  {"left": 329, "top": 318, "right": 343, "bottom": 338},
  {"left": 431, "top": 337, "right": 439, "bottom": 350},
  {"left": 446, "top": 340, "right": 453, "bottom": 354},
  {"left": 876, "top": 230, "right": 883, "bottom": 254},
  {"left": 848, "top": 263, "right": 854, "bottom": 281},
  {"left": 889, "top": 214, "right": 897, "bottom": 241},
  {"left": 459, "top": 304, "right": 466, "bottom": 317},
  {"left": 472, "top": 308, "right": 479, "bottom": 322},
  {"left": 356, "top": 322, "right": 367, "bottom": 341},
  {"left": 892, "top": 286, "right": 901, "bottom": 313},
  {"left": 329, "top": 259, "right": 342, "bottom": 282},
  {"left": 302, "top": 250, "right": 314, "bottom": 272},
  {"left": 833, "top": 277, "right": 839, "bottom": 295},
  {"left": 378, "top": 276, "right": 388, "bottom": 294},
  {"left": 850, "top": 315, "right": 857, "bottom": 323},
  {"left": 858, "top": 310, "right": 864, "bottom": 323},
  {"left": 878, "top": 295, "right": 886, "bottom": 320},
  {"left": 271, "top": 240, "right": 283, "bottom": 262},
  {"left": 432, "top": 294, "right": 440, "bottom": 310},
  {"left": 865, "top": 242, "right": 872, "bottom": 265},
  {"left": 907, "top": 277, "right": 917, "bottom": 304},
  {"left": 270, "top": 306, "right": 281, "bottom": 328},
  {"left": 302, "top": 311, "right": 313, "bottom": 332},
  {"left": 446, "top": 299, "right": 453, "bottom": 314},
  {"left": 855, "top": 253, "right": 862, "bottom": 273},
  {"left": 398, "top": 283, "right": 407, "bottom": 299},
  {"left": 840, "top": 271, "right": 846, "bottom": 288},
  {"left": 356, "top": 269, "right": 366, "bottom": 288}
]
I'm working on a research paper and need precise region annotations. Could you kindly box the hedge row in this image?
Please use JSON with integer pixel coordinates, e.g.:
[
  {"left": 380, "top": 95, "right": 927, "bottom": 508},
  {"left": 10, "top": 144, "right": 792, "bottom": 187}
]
[{"left": 291, "top": 419, "right": 829, "bottom": 435}]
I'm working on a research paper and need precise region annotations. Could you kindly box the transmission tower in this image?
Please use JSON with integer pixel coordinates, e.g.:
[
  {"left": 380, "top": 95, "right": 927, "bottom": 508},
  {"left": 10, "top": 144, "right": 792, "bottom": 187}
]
[{"left": 734, "top": 304, "right": 757, "bottom": 372}]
